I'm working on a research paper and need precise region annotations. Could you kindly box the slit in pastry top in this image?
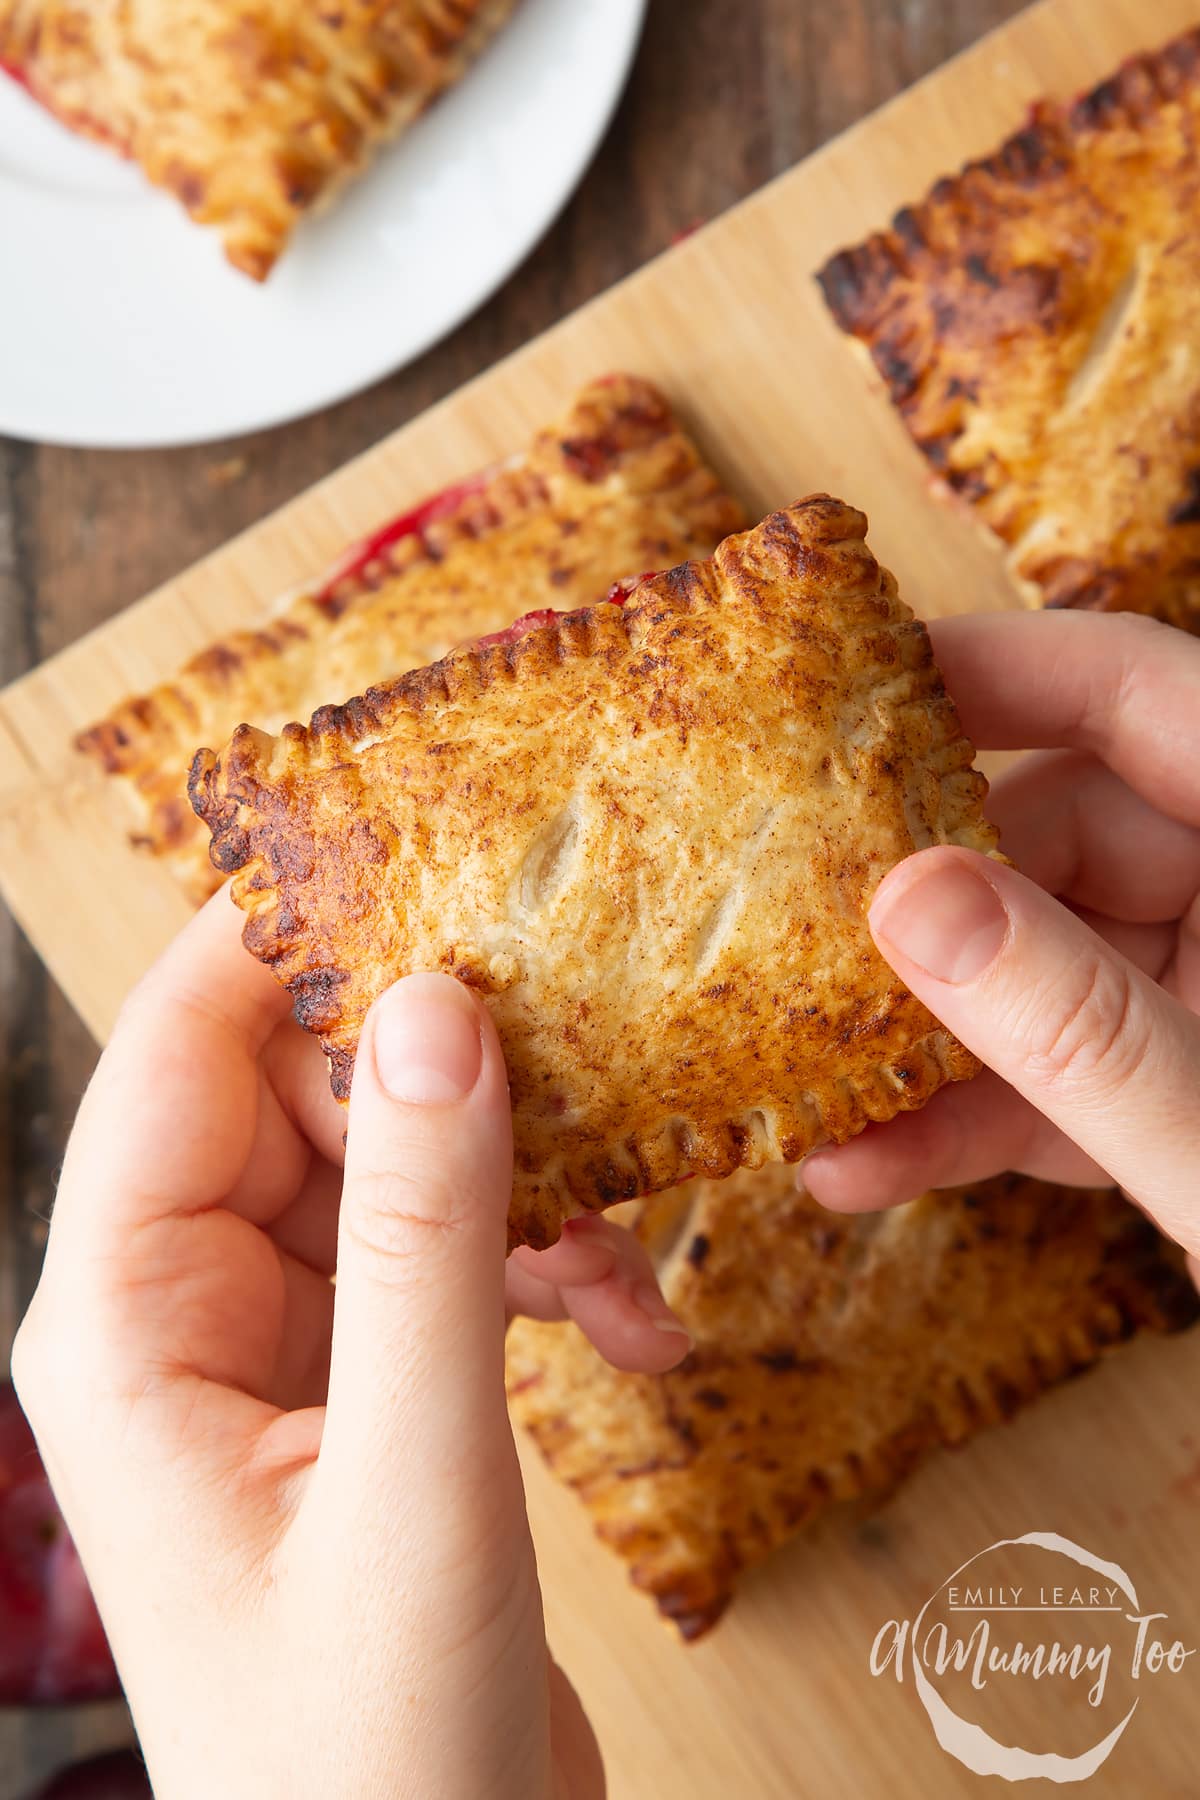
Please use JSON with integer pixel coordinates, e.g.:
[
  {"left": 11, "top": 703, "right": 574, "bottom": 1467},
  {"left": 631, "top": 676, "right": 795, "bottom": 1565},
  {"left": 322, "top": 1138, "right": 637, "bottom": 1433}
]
[
  {"left": 817, "top": 25, "right": 1200, "bottom": 632},
  {"left": 190, "top": 494, "right": 1004, "bottom": 1252}
]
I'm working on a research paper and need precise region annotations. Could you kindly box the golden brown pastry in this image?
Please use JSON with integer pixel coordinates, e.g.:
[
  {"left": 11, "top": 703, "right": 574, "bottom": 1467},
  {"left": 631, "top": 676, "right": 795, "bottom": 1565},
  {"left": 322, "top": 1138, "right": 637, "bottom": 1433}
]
[
  {"left": 818, "top": 27, "right": 1200, "bottom": 631},
  {"left": 77, "top": 375, "right": 744, "bottom": 902},
  {"left": 0, "top": 0, "right": 519, "bottom": 278},
  {"left": 190, "top": 494, "right": 1002, "bottom": 1250},
  {"left": 507, "top": 1167, "right": 1199, "bottom": 1638}
]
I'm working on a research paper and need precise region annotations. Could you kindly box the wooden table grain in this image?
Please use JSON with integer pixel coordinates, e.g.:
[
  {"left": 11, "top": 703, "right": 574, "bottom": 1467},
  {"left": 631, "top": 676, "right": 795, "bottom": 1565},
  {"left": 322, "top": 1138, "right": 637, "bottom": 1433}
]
[{"left": 0, "top": 2, "right": 1029, "bottom": 1791}]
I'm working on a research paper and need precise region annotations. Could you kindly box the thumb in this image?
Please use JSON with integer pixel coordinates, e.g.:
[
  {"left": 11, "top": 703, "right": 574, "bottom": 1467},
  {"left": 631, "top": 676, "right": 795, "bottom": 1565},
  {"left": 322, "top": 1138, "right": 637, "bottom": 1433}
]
[
  {"left": 868, "top": 847, "right": 1200, "bottom": 1250},
  {"left": 313, "top": 972, "right": 518, "bottom": 1514}
]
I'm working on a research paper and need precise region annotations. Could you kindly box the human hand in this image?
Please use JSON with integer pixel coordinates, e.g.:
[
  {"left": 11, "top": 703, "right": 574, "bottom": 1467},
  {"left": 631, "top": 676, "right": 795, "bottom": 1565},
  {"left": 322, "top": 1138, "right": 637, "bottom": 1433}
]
[
  {"left": 803, "top": 611, "right": 1200, "bottom": 1273},
  {"left": 12, "top": 894, "right": 690, "bottom": 1800}
]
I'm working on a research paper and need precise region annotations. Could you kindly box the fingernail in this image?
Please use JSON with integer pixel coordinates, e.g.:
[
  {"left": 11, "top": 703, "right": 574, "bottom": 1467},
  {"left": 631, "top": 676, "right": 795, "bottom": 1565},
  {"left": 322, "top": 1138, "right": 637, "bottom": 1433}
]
[
  {"left": 633, "top": 1281, "right": 693, "bottom": 1345},
  {"left": 372, "top": 974, "right": 483, "bottom": 1105},
  {"left": 871, "top": 858, "right": 1008, "bottom": 985}
]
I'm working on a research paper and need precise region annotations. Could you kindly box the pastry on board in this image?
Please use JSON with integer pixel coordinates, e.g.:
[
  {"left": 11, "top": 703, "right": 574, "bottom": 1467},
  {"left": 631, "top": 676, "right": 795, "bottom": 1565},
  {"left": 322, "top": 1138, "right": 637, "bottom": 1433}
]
[
  {"left": 818, "top": 27, "right": 1200, "bottom": 631},
  {"left": 507, "top": 1165, "right": 1199, "bottom": 1637},
  {"left": 77, "top": 375, "right": 744, "bottom": 902},
  {"left": 190, "top": 494, "right": 1002, "bottom": 1251},
  {"left": 0, "top": 0, "right": 519, "bottom": 279}
]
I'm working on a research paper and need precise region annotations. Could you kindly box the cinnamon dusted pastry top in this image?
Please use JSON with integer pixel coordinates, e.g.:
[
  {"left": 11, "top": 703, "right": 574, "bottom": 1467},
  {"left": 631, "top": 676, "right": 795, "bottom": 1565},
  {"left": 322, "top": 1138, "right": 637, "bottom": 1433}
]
[
  {"left": 190, "top": 494, "right": 1002, "bottom": 1251},
  {"left": 819, "top": 27, "right": 1200, "bottom": 631},
  {"left": 76, "top": 376, "right": 744, "bottom": 901},
  {"left": 507, "top": 1166, "right": 1199, "bottom": 1637},
  {"left": 0, "top": 0, "right": 519, "bottom": 278}
]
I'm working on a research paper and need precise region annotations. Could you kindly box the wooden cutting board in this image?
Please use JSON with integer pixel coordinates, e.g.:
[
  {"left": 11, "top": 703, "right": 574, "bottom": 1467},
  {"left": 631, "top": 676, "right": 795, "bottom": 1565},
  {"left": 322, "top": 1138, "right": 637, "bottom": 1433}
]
[{"left": 2, "top": 0, "right": 1199, "bottom": 1791}]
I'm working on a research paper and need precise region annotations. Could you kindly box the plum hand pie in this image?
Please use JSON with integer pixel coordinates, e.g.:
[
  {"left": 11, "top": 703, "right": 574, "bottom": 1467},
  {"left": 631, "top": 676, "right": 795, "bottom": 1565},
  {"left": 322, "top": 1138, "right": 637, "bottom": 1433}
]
[
  {"left": 77, "top": 376, "right": 743, "bottom": 903},
  {"left": 0, "top": 0, "right": 518, "bottom": 279},
  {"left": 190, "top": 495, "right": 1003, "bottom": 1251},
  {"left": 507, "top": 1167, "right": 1199, "bottom": 1637},
  {"left": 818, "top": 27, "right": 1200, "bottom": 631}
]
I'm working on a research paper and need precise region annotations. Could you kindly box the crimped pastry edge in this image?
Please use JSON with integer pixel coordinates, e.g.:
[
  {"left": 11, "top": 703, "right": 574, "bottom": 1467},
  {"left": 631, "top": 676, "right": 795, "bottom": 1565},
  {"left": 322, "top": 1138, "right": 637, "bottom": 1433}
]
[
  {"left": 816, "top": 27, "right": 1200, "bottom": 632},
  {"left": 222, "top": 0, "right": 523, "bottom": 281},
  {"left": 818, "top": 27, "right": 1200, "bottom": 365},
  {"left": 191, "top": 496, "right": 1002, "bottom": 1246},
  {"left": 75, "top": 374, "right": 690, "bottom": 778},
  {"left": 508, "top": 1174, "right": 1200, "bottom": 1637},
  {"left": 1, "top": 0, "right": 522, "bottom": 280},
  {"left": 75, "top": 373, "right": 742, "bottom": 902}
]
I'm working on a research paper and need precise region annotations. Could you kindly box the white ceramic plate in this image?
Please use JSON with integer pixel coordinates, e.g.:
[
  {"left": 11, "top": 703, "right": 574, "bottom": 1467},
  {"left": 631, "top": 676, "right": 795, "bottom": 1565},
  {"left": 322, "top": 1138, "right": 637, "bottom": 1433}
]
[{"left": 0, "top": 0, "right": 646, "bottom": 449}]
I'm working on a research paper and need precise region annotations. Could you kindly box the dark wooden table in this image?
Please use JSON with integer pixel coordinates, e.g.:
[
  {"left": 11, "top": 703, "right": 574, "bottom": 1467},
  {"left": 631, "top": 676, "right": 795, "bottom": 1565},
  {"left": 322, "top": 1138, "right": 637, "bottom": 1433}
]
[{"left": 0, "top": 2, "right": 1028, "bottom": 1790}]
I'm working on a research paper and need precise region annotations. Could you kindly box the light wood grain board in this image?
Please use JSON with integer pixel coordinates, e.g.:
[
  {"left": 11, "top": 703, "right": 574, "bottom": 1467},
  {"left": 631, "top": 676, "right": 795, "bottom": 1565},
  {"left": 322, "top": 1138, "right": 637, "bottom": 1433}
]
[{"left": 2, "top": 0, "right": 1199, "bottom": 1791}]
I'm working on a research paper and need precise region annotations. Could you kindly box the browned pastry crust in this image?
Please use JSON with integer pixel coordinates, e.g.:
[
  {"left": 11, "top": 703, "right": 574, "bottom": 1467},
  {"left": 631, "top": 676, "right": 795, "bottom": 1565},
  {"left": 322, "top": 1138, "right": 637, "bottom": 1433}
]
[
  {"left": 0, "top": 0, "right": 519, "bottom": 279},
  {"left": 190, "top": 495, "right": 1002, "bottom": 1251},
  {"left": 818, "top": 28, "right": 1200, "bottom": 631},
  {"left": 76, "top": 376, "right": 745, "bottom": 902},
  {"left": 507, "top": 1167, "right": 1199, "bottom": 1638}
]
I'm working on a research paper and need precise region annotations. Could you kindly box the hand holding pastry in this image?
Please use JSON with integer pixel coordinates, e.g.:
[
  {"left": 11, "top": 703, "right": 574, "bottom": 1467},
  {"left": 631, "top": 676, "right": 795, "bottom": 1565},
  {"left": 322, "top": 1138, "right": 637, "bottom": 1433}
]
[
  {"left": 11, "top": 895, "right": 687, "bottom": 1800},
  {"left": 804, "top": 611, "right": 1200, "bottom": 1271}
]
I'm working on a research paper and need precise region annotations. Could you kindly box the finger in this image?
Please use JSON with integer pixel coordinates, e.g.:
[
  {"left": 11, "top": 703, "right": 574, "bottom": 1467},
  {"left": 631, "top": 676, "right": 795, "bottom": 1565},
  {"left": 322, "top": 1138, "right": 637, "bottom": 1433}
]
[
  {"left": 503, "top": 1260, "right": 574, "bottom": 1322},
  {"left": 221, "top": 1021, "right": 347, "bottom": 1227},
  {"left": 805, "top": 902, "right": 1174, "bottom": 1207},
  {"left": 548, "top": 1656, "right": 606, "bottom": 1800},
  {"left": 309, "top": 974, "right": 521, "bottom": 1529},
  {"left": 987, "top": 749, "right": 1200, "bottom": 922},
  {"left": 20, "top": 891, "right": 320, "bottom": 1486},
  {"left": 267, "top": 1154, "right": 343, "bottom": 1277},
  {"left": 802, "top": 1069, "right": 1111, "bottom": 1211},
  {"left": 261, "top": 1019, "right": 349, "bottom": 1168},
  {"left": 220, "top": 1060, "right": 314, "bottom": 1226},
  {"left": 868, "top": 847, "right": 1200, "bottom": 1253},
  {"left": 505, "top": 1218, "right": 629, "bottom": 1319},
  {"left": 1163, "top": 891, "right": 1200, "bottom": 1015},
  {"left": 507, "top": 1217, "right": 692, "bottom": 1373},
  {"left": 50, "top": 887, "right": 291, "bottom": 1252},
  {"left": 1069, "top": 909, "right": 1176, "bottom": 981},
  {"left": 261, "top": 1250, "right": 335, "bottom": 1412},
  {"left": 928, "top": 611, "right": 1200, "bottom": 826}
]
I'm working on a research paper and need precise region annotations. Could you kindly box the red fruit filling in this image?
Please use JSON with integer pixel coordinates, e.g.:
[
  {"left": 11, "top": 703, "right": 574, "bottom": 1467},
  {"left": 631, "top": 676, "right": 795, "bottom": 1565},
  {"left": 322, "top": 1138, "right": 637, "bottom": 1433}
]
[
  {"left": 314, "top": 471, "right": 495, "bottom": 604},
  {"left": 468, "top": 570, "right": 663, "bottom": 654}
]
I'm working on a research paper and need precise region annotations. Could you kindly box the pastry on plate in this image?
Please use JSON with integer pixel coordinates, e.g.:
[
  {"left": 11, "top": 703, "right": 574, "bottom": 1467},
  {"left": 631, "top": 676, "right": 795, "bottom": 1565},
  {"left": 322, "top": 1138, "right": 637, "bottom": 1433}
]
[
  {"left": 507, "top": 1165, "right": 1199, "bottom": 1636},
  {"left": 77, "top": 375, "right": 744, "bottom": 902},
  {"left": 0, "top": 0, "right": 520, "bottom": 279},
  {"left": 190, "top": 494, "right": 1002, "bottom": 1250},
  {"left": 818, "top": 27, "right": 1200, "bottom": 631}
]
